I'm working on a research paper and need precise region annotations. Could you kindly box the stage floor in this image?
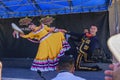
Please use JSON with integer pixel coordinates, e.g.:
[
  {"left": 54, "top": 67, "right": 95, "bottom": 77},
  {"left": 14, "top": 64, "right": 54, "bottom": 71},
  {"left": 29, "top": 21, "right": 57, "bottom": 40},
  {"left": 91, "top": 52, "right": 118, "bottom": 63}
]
[{"left": 1, "top": 58, "right": 110, "bottom": 80}]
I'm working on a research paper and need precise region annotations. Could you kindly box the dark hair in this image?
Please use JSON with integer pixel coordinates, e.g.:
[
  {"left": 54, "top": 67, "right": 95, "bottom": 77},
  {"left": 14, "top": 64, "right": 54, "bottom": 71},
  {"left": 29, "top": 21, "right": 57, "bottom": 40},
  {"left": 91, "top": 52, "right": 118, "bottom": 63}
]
[
  {"left": 32, "top": 18, "right": 41, "bottom": 26},
  {"left": 57, "top": 55, "right": 75, "bottom": 70},
  {"left": 90, "top": 24, "right": 98, "bottom": 29}
]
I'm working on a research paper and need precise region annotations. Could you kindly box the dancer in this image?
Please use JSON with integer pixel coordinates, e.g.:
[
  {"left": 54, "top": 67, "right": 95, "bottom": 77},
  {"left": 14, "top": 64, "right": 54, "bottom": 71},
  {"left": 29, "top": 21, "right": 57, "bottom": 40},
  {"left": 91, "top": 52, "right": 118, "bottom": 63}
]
[
  {"left": 76, "top": 26, "right": 101, "bottom": 70},
  {"left": 13, "top": 16, "right": 70, "bottom": 72},
  {"left": 67, "top": 25, "right": 101, "bottom": 71}
]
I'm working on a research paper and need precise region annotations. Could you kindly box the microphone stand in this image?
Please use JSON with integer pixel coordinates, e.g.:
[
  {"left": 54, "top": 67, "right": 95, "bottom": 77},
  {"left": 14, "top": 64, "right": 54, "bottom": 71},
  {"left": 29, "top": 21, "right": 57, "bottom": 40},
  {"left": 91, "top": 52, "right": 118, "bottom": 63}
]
[{"left": 37, "top": 70, "right": 46, "bottom": 80}]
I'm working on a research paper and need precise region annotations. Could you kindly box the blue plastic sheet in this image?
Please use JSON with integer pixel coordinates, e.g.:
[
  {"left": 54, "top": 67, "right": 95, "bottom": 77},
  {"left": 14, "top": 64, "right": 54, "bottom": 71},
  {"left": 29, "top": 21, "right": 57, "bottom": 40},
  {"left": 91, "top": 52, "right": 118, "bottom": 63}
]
[{"left": 0, "top": 0, "right": 112, "bottom": 18}]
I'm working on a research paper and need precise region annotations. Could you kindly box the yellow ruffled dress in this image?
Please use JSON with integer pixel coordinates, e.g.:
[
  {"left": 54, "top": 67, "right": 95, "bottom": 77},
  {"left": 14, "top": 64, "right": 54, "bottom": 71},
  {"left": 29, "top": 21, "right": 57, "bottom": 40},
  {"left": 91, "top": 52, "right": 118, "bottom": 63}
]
[{"left": 22, "top": 24, "right": 70, "bottom": 71}]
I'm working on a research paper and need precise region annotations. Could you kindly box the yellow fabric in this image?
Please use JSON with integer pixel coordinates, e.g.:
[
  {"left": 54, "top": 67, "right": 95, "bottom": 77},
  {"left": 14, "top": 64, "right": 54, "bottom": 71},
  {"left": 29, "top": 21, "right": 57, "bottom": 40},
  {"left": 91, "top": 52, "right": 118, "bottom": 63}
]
[
  {"left": 21, "top": 26, "right": 49, "bottom": 39},
  {"left": 22, "top": 25, "right": 65, "bottom": 60},
  {"left": 44, "top": 25, "right": 51, "bottom": 32}
]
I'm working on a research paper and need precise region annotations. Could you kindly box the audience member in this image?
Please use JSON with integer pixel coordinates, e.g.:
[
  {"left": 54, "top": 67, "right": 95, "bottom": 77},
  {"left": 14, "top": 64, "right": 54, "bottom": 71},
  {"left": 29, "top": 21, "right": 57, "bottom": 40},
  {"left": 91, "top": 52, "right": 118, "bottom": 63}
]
[
  {"left": 52, "top": 55, "right": 86, "bottom": 80},
  {"left": 104, "top": 63, "right": 120, "bottom": 80},
  {"left": 0, "top": 61, "right": 2, "bottom": 80}
]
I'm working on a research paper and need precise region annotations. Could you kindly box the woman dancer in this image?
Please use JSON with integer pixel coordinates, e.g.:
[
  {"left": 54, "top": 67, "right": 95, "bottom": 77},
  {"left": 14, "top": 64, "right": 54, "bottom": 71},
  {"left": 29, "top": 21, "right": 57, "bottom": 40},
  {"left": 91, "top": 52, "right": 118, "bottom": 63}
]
[{"left": 13, "top": 16, "right": 70, "bottom": 72}]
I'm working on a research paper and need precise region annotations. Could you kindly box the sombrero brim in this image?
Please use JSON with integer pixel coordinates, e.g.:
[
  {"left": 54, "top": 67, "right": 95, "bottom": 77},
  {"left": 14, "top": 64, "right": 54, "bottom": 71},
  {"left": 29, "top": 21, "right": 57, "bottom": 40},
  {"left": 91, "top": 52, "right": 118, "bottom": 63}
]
[{"left": 107, "top": 33, "right": 120, "bottom": 62}]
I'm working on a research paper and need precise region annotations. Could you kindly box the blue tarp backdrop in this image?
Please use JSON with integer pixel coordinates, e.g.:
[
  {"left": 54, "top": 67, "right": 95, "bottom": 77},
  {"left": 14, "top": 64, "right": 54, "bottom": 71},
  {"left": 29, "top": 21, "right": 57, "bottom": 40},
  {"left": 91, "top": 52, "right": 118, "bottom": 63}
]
[{"left": 0, "top": 0, "right": 112, "bottom": 18}]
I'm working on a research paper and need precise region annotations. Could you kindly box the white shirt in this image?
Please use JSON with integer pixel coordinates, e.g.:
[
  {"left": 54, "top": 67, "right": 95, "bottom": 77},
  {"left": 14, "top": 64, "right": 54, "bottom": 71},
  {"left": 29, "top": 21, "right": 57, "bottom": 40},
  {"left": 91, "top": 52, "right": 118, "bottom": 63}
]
[{"left": 52, "top": 72, "right": 86, "bottom": 80}]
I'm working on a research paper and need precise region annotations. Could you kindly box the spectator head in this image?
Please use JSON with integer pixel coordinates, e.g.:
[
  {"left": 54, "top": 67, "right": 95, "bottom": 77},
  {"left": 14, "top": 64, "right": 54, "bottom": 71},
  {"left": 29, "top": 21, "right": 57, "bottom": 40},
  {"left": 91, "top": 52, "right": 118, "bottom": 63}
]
[{"left": 57, "top": 55, "right": 75, "bottom": 73}]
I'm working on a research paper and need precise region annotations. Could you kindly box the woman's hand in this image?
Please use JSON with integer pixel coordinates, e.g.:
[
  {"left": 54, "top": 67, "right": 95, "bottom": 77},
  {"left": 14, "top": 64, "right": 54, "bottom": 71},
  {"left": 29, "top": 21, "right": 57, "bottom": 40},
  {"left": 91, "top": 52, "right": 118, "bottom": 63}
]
[
  {"left": 12, "top": 30, "right": 24, "bottom": 38},
  {"left": 49, "top": 27, "right": 55, "bottom": 32},
  {"left": 12, "top": 30, "right": 19, "bottom": 38}
]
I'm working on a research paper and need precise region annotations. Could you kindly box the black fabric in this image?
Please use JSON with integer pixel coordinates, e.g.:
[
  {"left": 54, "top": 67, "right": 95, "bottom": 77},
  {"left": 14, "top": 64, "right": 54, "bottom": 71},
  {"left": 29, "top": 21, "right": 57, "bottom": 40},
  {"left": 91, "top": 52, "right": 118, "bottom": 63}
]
[
  {"left": 54, "top": 11, "right": 111, "bottom": 59},
  {"left": 0, "top": 11, "right": 111, "bottom": 58}
]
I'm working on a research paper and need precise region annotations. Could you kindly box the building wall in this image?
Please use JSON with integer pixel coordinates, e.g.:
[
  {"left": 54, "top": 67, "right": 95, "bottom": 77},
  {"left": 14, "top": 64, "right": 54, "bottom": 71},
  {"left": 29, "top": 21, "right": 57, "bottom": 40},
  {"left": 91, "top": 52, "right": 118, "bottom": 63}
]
[
  {"left": 109, "top": 0, "right": 120, "bottom": 62},
  {"left": 109, "top": 0, "right": 120, "bottom": 36}
]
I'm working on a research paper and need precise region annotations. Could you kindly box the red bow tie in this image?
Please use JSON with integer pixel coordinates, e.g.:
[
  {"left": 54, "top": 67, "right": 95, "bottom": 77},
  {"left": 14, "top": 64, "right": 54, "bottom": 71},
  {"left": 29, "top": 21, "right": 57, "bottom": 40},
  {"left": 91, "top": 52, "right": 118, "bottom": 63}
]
[{"left": 85, "top": 33, "right": 93, "bottom": 38}]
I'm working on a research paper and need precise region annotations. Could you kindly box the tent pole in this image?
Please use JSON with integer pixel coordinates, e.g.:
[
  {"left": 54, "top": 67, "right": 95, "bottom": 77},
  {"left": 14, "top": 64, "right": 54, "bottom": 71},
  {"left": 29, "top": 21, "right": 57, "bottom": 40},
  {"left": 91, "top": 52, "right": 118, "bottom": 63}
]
[{"left": 114, "top": 0, "right": 119, "bottom": 34}]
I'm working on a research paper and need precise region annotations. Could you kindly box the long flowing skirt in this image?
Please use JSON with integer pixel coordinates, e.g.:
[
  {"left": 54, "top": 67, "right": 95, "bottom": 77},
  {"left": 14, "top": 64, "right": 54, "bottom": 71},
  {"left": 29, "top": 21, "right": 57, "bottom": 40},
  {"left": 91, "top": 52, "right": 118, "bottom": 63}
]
[{"left": 30, "top": 32, "right": 70, "bottom": 72}]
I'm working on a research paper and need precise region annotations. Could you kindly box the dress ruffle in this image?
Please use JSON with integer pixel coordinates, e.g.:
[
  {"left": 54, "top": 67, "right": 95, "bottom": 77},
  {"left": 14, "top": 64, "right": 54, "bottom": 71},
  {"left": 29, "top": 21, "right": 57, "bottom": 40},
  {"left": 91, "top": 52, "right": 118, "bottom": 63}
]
[{"left": 31, "top": 40, "right": 70, "bottom": 72}]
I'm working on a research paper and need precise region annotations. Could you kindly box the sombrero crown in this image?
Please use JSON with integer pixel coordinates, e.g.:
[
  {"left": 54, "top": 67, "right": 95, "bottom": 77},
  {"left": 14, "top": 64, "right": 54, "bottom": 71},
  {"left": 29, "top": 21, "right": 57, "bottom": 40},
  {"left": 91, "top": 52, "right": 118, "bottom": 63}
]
[
  {"left": 19, "top": 17, "right": 32, "bottom": 26},
  {"left": 40, "top": 16, "right": 54, "bottom": 25}
]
